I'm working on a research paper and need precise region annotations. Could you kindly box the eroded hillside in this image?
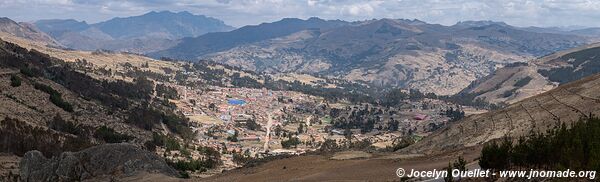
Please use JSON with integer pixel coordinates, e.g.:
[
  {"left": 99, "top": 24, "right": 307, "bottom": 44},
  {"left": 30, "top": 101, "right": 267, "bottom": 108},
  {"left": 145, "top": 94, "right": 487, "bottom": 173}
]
[
  {"left": 461, "top": 43, "right": 600, "bottom": 104},
  {"left": 405, "top": 72, "right": 600, "bottom": 154}
]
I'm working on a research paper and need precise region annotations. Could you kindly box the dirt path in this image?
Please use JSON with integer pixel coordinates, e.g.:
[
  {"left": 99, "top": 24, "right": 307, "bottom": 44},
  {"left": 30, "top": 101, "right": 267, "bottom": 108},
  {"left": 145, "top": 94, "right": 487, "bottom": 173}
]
[{"left": 263, "top": 113, "right": 273, "bottom": 152}]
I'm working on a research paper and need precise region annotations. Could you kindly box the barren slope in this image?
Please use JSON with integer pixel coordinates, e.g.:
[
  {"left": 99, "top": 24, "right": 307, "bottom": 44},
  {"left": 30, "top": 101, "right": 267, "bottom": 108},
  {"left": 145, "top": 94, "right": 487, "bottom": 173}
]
[
  {"left": 405, "top": 72, "right": 600, "bottom": 154},
  {"left": 461, "top": 42, "right": 600, "bottom": 104}
]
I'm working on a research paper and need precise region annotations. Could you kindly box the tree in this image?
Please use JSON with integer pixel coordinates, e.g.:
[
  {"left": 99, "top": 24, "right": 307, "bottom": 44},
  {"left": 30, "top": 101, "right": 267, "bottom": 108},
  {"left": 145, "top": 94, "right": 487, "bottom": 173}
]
[
  {"left": 227, "top": 130, "right": 239, "bottom": 142},
  {"left": 388, "top": 118, "right": 399, "bottom": 131},
  {"left": 344, "top": 127, "right": 352, "bottom": 141},
  {"left": 281, "top": 137, "right": 300, "bottom": 149},
  {"left": 94, "top": 126, "right": 132, "bottom": 143},
  {"left": 444, "top": 162, "right": 454, "bottom": 182},
  {"left": 453, "top": 156, "right": 467, "bottom": 172},
  {"left": 298, "top": 123, "right": 304, "bottom": 134},
  {"left": 479, "top": 115, "right": 600, "bottom": 172}
]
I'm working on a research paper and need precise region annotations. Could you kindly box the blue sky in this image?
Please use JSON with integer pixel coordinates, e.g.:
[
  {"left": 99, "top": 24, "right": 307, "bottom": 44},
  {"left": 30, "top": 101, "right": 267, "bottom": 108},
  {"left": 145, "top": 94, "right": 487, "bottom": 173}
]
[{"left": 1, "top": 0, "right": 599, "bottom": 28}]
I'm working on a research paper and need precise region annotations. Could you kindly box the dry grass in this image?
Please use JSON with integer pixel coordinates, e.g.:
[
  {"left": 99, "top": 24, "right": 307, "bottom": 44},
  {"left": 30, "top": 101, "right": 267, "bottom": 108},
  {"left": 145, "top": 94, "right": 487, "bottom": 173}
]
[
  {"left": 0, "top": 32, "right": 181, "bottom": 75},
  {"left": 188, "top": 115, "right": 223, "bottom": 125},
  {"left": 330, "top": 151, "right": 372, "bottom": 160}
]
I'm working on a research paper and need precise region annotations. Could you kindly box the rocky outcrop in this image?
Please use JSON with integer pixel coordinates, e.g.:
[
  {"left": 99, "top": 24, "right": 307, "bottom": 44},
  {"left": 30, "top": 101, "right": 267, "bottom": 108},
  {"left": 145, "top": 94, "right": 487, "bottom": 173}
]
[{"left": 19, "top": 143, "right": 178, "bottom": 181}]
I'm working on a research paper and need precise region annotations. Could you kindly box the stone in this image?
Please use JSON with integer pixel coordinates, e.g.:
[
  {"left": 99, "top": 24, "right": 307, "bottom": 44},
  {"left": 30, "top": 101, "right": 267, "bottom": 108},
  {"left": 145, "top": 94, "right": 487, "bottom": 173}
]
[{"left": 19, "top": 143, "right": 178, "bottom": 181}]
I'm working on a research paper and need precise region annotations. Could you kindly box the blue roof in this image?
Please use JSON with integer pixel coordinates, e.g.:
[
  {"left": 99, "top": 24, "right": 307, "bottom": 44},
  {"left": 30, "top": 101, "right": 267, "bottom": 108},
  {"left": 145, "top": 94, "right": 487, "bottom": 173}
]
[{"left": 227, "top": 99, "right": 246, "bottom": 105}]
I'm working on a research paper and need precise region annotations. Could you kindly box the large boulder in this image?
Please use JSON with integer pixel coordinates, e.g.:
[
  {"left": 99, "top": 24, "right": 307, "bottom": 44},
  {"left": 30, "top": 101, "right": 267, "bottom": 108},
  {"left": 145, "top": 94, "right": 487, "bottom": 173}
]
[{"left": 19, "top": 143, "right": 178, "bottom": 181}]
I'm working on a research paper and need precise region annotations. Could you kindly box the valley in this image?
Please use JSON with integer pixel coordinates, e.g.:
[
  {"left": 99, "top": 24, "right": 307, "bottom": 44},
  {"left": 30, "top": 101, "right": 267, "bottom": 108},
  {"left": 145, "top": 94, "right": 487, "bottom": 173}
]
[{"left": 1, "top": 6, "right": 600, "bottom": 181}]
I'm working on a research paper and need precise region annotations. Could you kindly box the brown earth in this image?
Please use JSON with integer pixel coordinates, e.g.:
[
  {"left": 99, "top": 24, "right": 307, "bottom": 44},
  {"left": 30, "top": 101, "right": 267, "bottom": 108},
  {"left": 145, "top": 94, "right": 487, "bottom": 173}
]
[
  {"left": 463, "top": 42, "right": 600, "bottom": 104},
  {"left": 200, "top": 146, "right": 481, "bottom": 182},
  {"left": 405, "top": 72, "right": 600, "bottom": 154}
]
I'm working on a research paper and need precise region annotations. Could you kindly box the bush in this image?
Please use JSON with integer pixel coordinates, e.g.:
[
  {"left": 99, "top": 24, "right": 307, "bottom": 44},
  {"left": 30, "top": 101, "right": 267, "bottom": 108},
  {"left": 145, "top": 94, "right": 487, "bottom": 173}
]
[
  {"left": 10, "top": 74, "right": 21, "bottom": 87},
  {"left": 48, "top": 114, "right": 81, "bottom": 136},
  {"left": 19, "top": 67, "right": 35, "bottom": 77},
  {"left": 146, "top": 133, "right": 181, "bottom": 152},
  {"left": 161, "top": 113, "right": 194, "bottom": 140},
  {"left": 94, "top": 126, "right": 132, "bottom": 143},
  {"left": 281, "top": 137, "right": 301, "bottom": 149},
  {"left": 170, "top": 159, "right": 208, "bottom": 172},
  {"left": 513, "top": 76, "right": 532, "bottom": 87},
  {"left": 386, "top": 136, "right": 415, "bottom": 152},
  {"left": 33, "top": 83, "right": 73, "bottom": 112},
  {"left": 227, "top": 130, "right": 239, "bottom": 142},
  {"left": 50, "top": 93, "right": 73, "bottom": 112}
]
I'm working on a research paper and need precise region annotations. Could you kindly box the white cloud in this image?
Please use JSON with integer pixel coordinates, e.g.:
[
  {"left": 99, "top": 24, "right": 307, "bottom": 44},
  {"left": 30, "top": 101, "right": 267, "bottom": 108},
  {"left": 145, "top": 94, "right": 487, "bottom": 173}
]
[{"left": 2, "top": 0, "right": 600, "bottom": 27}]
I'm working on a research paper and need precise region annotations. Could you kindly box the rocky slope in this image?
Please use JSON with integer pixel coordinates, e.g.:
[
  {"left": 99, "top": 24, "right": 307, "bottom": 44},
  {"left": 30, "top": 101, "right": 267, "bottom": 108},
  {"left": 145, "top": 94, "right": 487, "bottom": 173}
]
[
  {"left": 460, "top": 42, "right": 600, "bottom": 104},
  {"left": 155, "top": 19, "right": 588, "bottom": 95},
  {"left": 404, "top": 72, "right": 600, "bottom": 154},
  {"left": 34, "top": 11, "right": 234, "bottom": 53},
  {"left": 19, "top": 143, "right": 178, "bottom": 181},
  {"left": 0, "top": 17, "right": 58, "bottom": 46}
]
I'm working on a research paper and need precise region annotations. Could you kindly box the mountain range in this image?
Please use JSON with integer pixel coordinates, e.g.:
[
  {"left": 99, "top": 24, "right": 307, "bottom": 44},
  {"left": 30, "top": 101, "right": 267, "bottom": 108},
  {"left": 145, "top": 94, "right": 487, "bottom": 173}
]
[
  {"left": 33, "top": 11, "right": 234, "bottom": 53},
  {"left": 3, "top": 11, "right": 600, "bottom": 181},
  {"left": 153, "top": 18, "right": 591, "bottom": 95},
  {"left": 3, "top": 13, "right": 598, "bottom": 96}
]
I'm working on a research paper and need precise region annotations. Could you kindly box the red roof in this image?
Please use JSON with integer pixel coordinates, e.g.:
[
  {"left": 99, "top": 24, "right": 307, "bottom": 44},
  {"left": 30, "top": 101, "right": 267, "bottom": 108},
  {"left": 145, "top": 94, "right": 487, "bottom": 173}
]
[{"left": 414, "top": 114, "right": 428, "bottom": 120}]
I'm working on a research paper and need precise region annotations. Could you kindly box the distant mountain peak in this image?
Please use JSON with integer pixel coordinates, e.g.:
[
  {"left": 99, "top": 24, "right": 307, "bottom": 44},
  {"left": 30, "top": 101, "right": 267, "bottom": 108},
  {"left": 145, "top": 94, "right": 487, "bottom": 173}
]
[
  {"left": 307, "top": 17, "right": 325, "bottom": 21},
  {"left": 0, "top": 17, "right": 16, "bottom": 24},
  {"left": 455, "top": 20, "right": 509, "bottom": 27},
  {"left": 89, "top": 11, "right": 234, "bottom": 39},
  {"left": 31, "top": 11, "right": 235, "bottom": 53},
  {"left": 145, "top": 10, "right": 193, "bottom": 16}
]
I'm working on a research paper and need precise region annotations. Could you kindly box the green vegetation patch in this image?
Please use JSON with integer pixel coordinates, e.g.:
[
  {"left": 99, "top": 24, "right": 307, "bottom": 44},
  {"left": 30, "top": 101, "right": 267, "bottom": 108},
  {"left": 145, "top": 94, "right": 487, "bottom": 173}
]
[
  {"left": 513, "top": 76, "right": 532, "bottom": 87},
  {"left": 94, "top": 126, "right": 132, "bottom": 143},
  {"left": 480, "top": 115, "right": 600, "bottom": 172},
  {"left": 10, "top": 74, "right": 21, "bottom": 87},
  {"left": 33, "top": 83, "right": 74, "bottom": 112}
]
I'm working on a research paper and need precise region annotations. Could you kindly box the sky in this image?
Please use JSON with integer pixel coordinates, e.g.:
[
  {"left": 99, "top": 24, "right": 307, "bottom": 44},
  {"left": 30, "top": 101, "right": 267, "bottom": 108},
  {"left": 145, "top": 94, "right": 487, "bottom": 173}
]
[{"left": 1, "top": 0, "right": 599, "bottom": 28}]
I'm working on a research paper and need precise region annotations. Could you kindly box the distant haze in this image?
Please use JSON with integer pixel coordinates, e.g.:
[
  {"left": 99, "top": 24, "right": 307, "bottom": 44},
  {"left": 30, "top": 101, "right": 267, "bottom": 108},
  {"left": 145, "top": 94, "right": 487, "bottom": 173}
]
[{"left": 1, "top": 0, "right": 600, "bottom": 28}]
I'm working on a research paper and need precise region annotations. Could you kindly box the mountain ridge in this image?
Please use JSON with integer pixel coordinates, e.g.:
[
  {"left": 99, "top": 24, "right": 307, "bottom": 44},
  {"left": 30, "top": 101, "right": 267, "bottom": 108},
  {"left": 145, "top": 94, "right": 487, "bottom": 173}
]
[
  {"left": 0, "top": 17, "right": 59, "bottom": 46},
  {"left": 158, "top": 18, "right": 588, "bottom": 95},
  {"left": 33, "top": 11, "right": 234, "bottom": 53}
]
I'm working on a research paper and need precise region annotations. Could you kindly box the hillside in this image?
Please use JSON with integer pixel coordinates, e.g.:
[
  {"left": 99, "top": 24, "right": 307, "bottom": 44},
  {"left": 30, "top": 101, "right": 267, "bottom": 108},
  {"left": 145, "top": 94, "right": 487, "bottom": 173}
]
[
  {"left": 0, "top": 34, "right": 202, "bottom": 180},
  {"left": 0, "top": 17, "right": 58, "bottom": 46},
  {"left": 460, "top": 43, "right": 600, "bottom": 104},
  {"left": 404, "top": 72, "right": 600, "bottom": 154},
  {"left": 33, "top": 11, "right": 234, "bottom": 53},
  {"left": 155, "top": 19, "right": 588, "bottom": 95},
  {"left": 150, "top": 17, "right": 350, "bottom": 59}
]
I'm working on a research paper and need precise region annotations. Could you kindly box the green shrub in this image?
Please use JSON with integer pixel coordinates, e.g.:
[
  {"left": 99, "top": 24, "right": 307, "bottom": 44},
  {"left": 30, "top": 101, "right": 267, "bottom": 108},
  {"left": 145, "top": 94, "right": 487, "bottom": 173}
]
[
  {"left": 513, "top": 76, "right": 532, "bottom": 87},
  {"left": 480, "top": 115, "right": 600, "bottom": 172},
  {"left": 147, "top": 133, "right": 181, "bottom": 152},
  {"left": 94, "top": 126, "right": 132, "bottom": 143},
  {"left": 50, "top": 93, "right": 73, "bottom": 112},
  {"left": 10, "top": 75, "right": 21, "bottom": 87},
  {"left": 48, "top": 114, "right": 81, "bottom": 135},
  {"left": 19, "top": 67, "right": 35, "bottom": 77},
  {"left": 33, "top": 83, "right": 73, "bottom": 112},
  {"left": 281, "top": 137, "right": 300, "bottom": 149}
]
